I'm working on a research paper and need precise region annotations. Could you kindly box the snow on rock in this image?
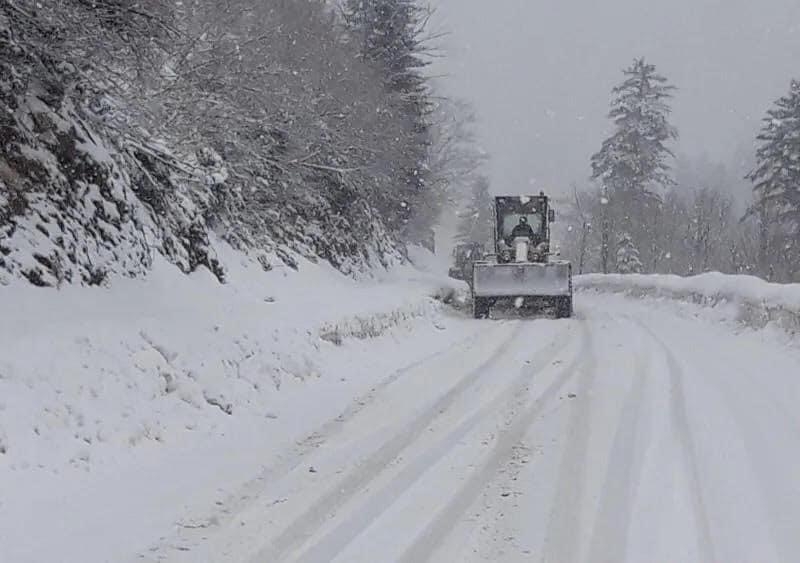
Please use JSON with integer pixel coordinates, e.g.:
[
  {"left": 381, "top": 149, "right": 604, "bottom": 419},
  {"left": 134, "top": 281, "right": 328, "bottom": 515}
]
[
  {"left": 0, "top": 31, "right": 223, "bottom": 287},
  {"left": 576, "top": 272, "right": 800, "bottom": 336}
]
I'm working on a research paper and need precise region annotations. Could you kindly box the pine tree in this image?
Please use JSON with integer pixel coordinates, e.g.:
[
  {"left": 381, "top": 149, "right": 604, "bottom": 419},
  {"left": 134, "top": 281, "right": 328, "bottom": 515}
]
[
  {"left": 343, "top": 1, "right": 429, "bottom": 95},
  {"left": 591, "top": 59, "right": 678, "bottom": 270},
  {"left": 592, "top": 58, "right": 678, "bottom": 197},
  {"left": 456, "top": 175, "right": 493, "bottom": 243},
  {"left": 342, "top": 0, "right": 433, "bottom": 240},
  {"left": 748, "top": 80, "right": 800, "bottom": 280},
  {"left": 616, "top": 232, "right": 643, "bottom": 274}
]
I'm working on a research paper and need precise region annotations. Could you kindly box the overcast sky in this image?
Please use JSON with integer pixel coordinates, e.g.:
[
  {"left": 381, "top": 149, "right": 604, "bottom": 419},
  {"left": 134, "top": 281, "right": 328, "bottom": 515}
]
[{"left": 430, "top": 0, "right": 800, "bottom": 198}]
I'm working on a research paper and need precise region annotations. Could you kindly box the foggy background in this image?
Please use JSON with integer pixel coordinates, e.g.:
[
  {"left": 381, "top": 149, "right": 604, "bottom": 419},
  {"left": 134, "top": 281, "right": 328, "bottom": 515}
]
[{"left": 430, "top": 0, "right": 800, "bottom": 200}]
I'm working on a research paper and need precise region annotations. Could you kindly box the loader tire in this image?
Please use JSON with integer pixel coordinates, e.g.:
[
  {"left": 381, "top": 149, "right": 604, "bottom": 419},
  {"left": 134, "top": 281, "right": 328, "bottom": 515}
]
[
  {"left": 555, "top": 296, "right": 573, "bottom": 319},
  {"left": 473, "top": 297, "right": 491, "bottom": 319}
]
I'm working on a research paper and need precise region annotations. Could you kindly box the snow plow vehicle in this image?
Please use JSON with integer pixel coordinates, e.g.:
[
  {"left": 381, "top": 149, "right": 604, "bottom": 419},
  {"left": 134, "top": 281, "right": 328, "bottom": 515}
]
[
  {"left": 448, "top": 242, "right": 484, "bottom": 289},
  {"left": 472, "top": 194, "right": 573, "bottom": 319}
]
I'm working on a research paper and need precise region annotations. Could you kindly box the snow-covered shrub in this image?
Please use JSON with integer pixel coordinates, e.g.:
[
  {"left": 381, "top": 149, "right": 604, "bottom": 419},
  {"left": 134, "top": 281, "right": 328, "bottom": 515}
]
[
  {"left": 319, "top": 301, "right": 439, "bottom": 346},
  {"left": 616, "top": 232, "right": 643, "bottom": 274}
]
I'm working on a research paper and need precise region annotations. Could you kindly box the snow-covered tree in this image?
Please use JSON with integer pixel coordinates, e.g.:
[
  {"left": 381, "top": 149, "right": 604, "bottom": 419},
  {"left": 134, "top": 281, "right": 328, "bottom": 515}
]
[
  {"left": 0, "top": 0, "right": 452, "bottom": 284},
  {"left": 456, "top": 175, "right": 493, "bottom": 244},
  {"left": 616, "top": 232, "right": 643, "bottom": 274},
  {"left": 428, "top": 99, "right": 486, "bottom": 208},
  {"left": 591, "top": 59, "right": 678, "bottom": 271},
  {"left": 748, "top": 80, "right": 800, "bottom": 281},
  {"left": 592, "top": 58, "right": 678, "bottom": 198},
  {"left": 343, "top": 0, "right": 430, "bottom": 94},
  {"left": 342, "top": 0, "right": 435, "bottom": 240},
  {"left": 6, "top": 0, "right": 175, "bottom": 71},
  {"left": 426, "top": 97, "right": 491, "bottom": 247}
]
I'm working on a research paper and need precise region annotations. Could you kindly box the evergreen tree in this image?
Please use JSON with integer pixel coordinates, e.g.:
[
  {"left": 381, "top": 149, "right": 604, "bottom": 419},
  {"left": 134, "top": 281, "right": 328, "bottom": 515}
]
[
  {"left": 456, "top": 175, "right": 493, "bottom": 243},
  {"left": 342, "top": 0, "right": 433, "bottom": 240},
  {"left": 592, "top": 58, "right": 678, "bottom": 197},
  {"left": 591, "top": 58, "right": 678, "bottom": 270},
  {"left": 748, "top": 80, "right": 800, "bottom": 281},
  {"left": 616, "top": 232, "right": 643, "bottom": 274},
  {"left": 343, "top": 0, "right": 429, "bottom": 96}
]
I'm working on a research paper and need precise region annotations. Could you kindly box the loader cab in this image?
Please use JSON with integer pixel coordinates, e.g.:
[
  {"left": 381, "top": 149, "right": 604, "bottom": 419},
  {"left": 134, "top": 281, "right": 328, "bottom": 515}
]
[{"left": 494, "top": 195, "right": 553, "bottom": 262}]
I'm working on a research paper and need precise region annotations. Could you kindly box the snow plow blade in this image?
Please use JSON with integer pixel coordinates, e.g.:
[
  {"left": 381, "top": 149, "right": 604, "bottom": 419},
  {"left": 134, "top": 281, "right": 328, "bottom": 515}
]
[{"left": 473, "top": 261, "right": 572, "bottom": 298}]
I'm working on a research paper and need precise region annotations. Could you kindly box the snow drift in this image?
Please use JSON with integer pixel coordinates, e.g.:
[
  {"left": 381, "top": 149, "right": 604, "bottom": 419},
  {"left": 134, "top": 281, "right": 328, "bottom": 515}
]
[
  {"left": 0, "top": 245, "right": 469, "bottom": 562},
  {"left": 0, "top": 246, "right": 458, "bottom": 470},
  {"left": 576, "top": 272, "right": 800, "bottom": 336}
]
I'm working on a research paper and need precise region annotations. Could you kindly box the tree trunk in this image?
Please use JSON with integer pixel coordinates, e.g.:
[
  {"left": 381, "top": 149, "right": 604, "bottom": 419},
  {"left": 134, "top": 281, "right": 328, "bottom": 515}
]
[
  {"left": 578, "top": 221, "right": 588, "bottom": 275},
  {"left": 601, "top": 216, "right": 610, "bottom": 274}
]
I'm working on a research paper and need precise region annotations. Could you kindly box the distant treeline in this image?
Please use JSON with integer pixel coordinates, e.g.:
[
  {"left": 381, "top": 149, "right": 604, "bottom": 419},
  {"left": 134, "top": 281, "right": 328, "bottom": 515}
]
[{"left": 557, "top": 58, "right": 800, "bottom": 283}]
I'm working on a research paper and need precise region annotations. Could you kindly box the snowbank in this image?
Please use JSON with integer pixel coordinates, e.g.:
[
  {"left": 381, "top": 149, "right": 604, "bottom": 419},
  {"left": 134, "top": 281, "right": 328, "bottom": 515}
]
[
  {"left": 0, "top": 243, "right": 468, "bottom": 563},
  {"left": 576, "top": 272, "right": 800, "bottom": 336}
]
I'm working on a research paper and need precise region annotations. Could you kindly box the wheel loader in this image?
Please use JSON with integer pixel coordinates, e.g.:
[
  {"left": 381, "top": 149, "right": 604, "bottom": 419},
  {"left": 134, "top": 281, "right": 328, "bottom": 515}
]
[
  {"left": 471, "top": 194, "right": 573, "bottom": 319},
  {"left": 448, "top": 241, "right": 484, "bottom": 290}
]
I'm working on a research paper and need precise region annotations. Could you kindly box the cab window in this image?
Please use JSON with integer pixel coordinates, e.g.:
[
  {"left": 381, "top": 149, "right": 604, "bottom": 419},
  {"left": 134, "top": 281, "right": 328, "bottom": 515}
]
[{"left": 501, "top": 213, "right": 543, "bottom": 238}]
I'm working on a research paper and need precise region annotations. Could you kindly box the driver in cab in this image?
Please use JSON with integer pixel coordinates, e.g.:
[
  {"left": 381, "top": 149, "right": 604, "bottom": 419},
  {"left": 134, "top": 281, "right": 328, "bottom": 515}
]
[{"left": 510, "top": 216, "right": 535, "bottom": 240}]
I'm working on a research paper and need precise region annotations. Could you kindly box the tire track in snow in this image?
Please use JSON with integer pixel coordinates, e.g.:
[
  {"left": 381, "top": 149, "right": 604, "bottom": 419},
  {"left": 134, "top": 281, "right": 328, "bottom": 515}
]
[
  {"left": 539, "top": 320, "right": 598, "bottom": 563},
  {"left": 296, "top": 322, "right": 588, "bottom": 563},
  {"left": 289, "top": 323, "right": 500, "bottom": 459},
  {"left": 141, "top": 323, "right": 498, "bottom": 562},
  {"left": 396, "top": 321, "right": 593, "bottom": 563},
  {"left": 585, "top": 322, "right": 651, "bottom": 563},
  {"left": 254, "top": 321, "right": 547, "bottom": 562},
  {"left": 687, "top": 339, "right": 800, "bottom": 563},
  {"left": 639, "top": 323, "right": 717, "bottom": 563}
]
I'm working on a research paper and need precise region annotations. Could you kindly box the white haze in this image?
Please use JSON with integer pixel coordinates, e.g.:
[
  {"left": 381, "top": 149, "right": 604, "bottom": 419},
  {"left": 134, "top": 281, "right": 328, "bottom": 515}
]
[{"left": 431, "top": 0, "right": 800, "bottom": 198}]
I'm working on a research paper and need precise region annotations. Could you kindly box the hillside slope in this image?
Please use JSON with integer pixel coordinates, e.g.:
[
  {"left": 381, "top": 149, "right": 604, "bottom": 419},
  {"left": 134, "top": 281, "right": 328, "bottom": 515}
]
[{"left": 0, "top": 1, "right": 438, "bottom": 287}]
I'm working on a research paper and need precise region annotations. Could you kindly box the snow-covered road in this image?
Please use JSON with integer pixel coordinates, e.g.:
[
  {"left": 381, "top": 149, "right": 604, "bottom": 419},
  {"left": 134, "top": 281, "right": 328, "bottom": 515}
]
[{"left": 138, "top": 292, "right": 800, "bottom": 563}]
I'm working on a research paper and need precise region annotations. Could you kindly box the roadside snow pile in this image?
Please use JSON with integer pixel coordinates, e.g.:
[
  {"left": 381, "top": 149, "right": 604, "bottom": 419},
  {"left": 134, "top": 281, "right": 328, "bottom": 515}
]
[
  {"left": 0, "top": 243, "right": 459, "bottom": 474},
  {"left": 576, "top": 272, "right": 800, "bottom": 335},
  {"left": 0, "top": 244, "right": 473, "bottom": 563},
  {"left": 317, "top": 252, "right": 460, "bottom": 345},
  {"left": 319, "top": 303, "right": 437, "bottom": 345}
]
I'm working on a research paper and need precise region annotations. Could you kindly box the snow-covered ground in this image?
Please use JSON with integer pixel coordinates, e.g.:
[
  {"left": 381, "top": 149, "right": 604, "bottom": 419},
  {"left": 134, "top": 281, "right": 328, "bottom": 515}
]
[
  {"left": 576, "top": 272, "right": 800, "bottom": 336},
  {"left": 3, "top": 268, "right": 800, "bottom": 562},
  {"left": 577, "top": 272, "right": 800, "bottom": 309},
  {"left": 0, "top": 244, "right": 473, "bottom": 563}
]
